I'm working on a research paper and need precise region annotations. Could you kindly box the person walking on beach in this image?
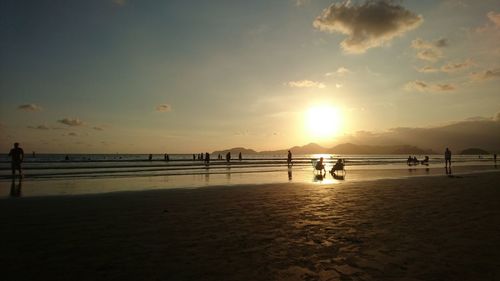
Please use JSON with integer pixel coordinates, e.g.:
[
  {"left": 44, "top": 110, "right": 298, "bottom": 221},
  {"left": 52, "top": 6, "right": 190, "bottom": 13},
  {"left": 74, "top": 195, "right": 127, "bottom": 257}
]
[
  {"left": 205, "top": 152, "right": 210, "bottom": 165},
  {"left": 445, "top": 148, "right": 452, "bottom": 167},
  {"left": 238, "top": 152, "right": 242, "bottom": 161},
  {"left": 494, "top": 153, "right": 497, "bottom": 163},
  {"left": 8, "top": 142, "right": 24, "bottom": 178},
  {"left": 148, "top": 154, "right": 153, "bottom": 161},
  {"left": 287, "top": 150, "right": 293, "bottom": 167},
  {"left": 226, "top": 152, "right": 231, "bottom": 163}
]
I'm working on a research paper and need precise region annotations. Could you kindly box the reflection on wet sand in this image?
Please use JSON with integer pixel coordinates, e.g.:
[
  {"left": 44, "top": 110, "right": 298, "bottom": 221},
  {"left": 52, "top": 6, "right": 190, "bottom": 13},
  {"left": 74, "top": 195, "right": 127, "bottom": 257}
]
[{"left": 10, "top": 178, "right": 22, "bottom": 197}]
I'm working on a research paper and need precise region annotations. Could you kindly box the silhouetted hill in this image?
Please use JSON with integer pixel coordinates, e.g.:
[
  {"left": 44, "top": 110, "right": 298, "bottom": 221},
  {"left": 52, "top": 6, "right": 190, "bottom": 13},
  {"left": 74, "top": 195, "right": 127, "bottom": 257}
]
[
  {"left": 212, "top": 147, "right": 258, "bottom": 155},
  {"left": 460, "top": 148, "right": 489, "bottom": 155},
  {"left": 215, "top": 143, "right": 435, "bottom": 155},
  {"left": 328, "top": 143, "right": 435, "bottom": 155}
]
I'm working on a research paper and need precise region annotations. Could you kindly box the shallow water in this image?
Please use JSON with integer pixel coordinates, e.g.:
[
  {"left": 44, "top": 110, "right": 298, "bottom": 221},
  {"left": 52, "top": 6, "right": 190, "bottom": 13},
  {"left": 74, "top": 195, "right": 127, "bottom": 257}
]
[{"left": 1, "top": 159, "right": 498, "bottom": 198}]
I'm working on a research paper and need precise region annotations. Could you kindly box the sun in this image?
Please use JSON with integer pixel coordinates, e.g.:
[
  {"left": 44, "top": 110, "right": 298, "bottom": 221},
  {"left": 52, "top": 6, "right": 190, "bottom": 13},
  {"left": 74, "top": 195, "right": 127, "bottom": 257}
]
[{"left": 306, "top": 105, "right": 343, "bottom": 139}]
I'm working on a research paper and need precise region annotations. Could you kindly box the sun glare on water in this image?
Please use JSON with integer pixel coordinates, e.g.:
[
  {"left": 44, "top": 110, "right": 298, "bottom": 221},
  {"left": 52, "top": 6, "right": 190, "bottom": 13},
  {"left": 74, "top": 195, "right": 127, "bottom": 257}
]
[{"left": 306, "top": 105, "right": 343, "bottom": 139}]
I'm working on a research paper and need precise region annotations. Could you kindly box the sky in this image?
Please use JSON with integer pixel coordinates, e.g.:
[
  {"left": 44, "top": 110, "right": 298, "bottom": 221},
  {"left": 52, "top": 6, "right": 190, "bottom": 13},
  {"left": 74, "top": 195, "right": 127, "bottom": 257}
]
[{"left": 1, "top": 0, "right": 499, "bottom": 153}]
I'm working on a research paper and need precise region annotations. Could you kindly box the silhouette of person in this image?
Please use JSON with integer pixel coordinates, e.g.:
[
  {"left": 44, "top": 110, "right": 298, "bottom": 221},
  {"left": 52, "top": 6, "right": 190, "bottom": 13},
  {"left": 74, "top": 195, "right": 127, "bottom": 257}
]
[
  {"left": 315, "top": 157, "right": 326, "bottom": 175},
  {"left": 8, "top": 142, "right": 24, "bottom": 178},
  {"left": 32, "top": 151, "right": 36, "bottom": 158},
  {"left": 226, "top": 152, "right": 231, "bottom": 163},
  {"left": 287, "top": 150, "right": 293, "bottom": 167},
  {"left": 238, "top": 152, "right": 242, "bottom": 161},
  {"left": 445, "top": 148, "right": 452, "bottom": 167},
  {"left": 205, "top": 152, "right": 210, "bottom": 165},
  {"left": 65, "top": 155, "right": 69, "bottom": 161},
  {"left": 148, "top": 154, "right": 153, "bottom": 161},
  {"left": 494, "top": 154, "right": 497, "bottom": 163},
  {"left": 164, "top": 153, "right": 167, "bottom": 161}
]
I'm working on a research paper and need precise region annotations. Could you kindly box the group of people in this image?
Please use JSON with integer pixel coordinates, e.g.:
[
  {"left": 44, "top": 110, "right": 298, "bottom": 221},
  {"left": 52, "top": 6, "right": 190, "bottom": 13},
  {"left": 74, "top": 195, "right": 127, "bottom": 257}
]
[
  {"left": 407, "top": 155, "right": 429, "bottom": 166},
  {"left": 314, "top": 157, "right": 345, "bottom": 175}
]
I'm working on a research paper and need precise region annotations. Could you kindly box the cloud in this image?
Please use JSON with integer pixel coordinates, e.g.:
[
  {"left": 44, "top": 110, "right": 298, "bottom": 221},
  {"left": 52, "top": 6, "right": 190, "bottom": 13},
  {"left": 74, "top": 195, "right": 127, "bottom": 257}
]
[
  {"left": 488, "top": 11, "right": 500, "bottom": 27},
  {"left": 334, "top": 113, "right": 500, "bottom": 152},
  {"left": 411, "top": 38, "right": 448, "bottom": 62},
  {"left": 326, "top": 67, "right": 352, "bottom": 77},
  {"left": 416, "top": 49, "right": 442, "bottom": 62},
  {"left": 405, "top": 80, "right": 456, "bottom": 92},
  {"left": 411, "top": 38, "right": 448, "bottom": 49},
  {"left": 441, "top": 59, "right": 473, "bottom": 73},
  {"left": 17, "top": 104, "right": 42, "bottom": 112},
  {"left": 155, "top": 104, "right": 172, "bottom": 112},
  {"left": 417, "top": 66, "right": 440, "bottom": 73},
  {"left": 27, "top": 124, "right": 50, "bottom": 130},
  {"left": 470, "top": 68, "right": 500, "bottom": 81},
  {"left": 285, "top": 80, "right": 326, "bottom": 88},
  {"left": 418, "top": 60, "right": 473, "bottom": 73},
  {"left": 58, "top": 118, "right": 84, "bottom": 126},
  {"left": 313, "top": 0, "right": 423, "bottom": 54}
]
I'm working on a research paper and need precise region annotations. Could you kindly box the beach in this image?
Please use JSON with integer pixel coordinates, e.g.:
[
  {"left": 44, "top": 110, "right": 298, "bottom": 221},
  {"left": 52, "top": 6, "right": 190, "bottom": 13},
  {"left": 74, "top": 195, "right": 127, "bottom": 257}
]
[{"left": 1, "top": 171, "right": 499, "bottom": 281}]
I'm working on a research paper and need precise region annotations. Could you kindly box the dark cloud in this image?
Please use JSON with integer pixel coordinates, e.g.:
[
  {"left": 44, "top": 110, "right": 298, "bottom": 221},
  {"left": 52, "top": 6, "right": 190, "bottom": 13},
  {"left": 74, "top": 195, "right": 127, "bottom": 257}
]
[
  {"left": 313, "top": 0, "right": 423, "bottom": 53},
  {"left": 17, "top": 104, "right": 42, "bottom": 112},
  {"left": 58, "top": 118, "right": 84, "bottom": 126},
  {"left": 156, "top": 104, "right": 172, "bottom": 112},
  {"left": 335, "top": 113, "right": 500, "bottom": 152}
]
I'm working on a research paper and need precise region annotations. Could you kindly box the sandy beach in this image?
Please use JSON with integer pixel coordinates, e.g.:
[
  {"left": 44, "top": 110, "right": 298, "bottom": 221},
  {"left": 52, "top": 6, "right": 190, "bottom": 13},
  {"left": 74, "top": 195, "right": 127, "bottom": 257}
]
[{"left": 1, "top": 171, "right": 500, "bottom": 281}]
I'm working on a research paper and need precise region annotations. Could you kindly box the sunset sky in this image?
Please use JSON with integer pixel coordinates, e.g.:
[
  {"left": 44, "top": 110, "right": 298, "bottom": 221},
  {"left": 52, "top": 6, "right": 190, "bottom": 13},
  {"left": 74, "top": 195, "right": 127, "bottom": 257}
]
[{"left": 1, "top": 0, "right": 499, "bottom": 153}]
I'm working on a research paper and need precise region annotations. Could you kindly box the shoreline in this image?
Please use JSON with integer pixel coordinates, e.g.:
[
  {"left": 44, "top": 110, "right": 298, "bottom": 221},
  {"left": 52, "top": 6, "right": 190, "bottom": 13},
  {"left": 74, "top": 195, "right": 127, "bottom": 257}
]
[{"left": 1, "top": 163, "right": 498, "bottom": 198}]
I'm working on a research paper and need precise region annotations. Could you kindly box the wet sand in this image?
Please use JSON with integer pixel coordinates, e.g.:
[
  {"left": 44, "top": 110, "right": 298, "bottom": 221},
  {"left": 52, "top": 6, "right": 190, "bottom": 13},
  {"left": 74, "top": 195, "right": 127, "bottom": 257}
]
[{"left": 1, "top": 171, "right": 500, "bottom": 280}]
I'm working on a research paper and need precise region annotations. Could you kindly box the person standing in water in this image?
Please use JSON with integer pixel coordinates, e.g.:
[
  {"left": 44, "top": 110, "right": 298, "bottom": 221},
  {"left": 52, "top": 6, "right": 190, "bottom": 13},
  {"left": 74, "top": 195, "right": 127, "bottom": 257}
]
[
  {"left": 238, "top": 152, "right": 242, "bottom": 161},
  {"left": 8, "top": 143, "right": 24, "bottom": 178},
  {"left": 287, "top": 150, "right": 293, "bottom": 167},
  {"left": 445, "top": 148, "right": 452, "bottom": 167}
]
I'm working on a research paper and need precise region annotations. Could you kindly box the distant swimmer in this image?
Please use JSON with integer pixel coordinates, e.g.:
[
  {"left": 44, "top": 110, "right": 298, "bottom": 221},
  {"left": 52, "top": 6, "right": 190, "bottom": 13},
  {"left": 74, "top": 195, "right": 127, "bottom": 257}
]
[
  {"left": 8, "top": 143, "right": 24, "bottom": 178},
  {"left": 445, "top": 148, "right": 452, "bottom": 167},
  {"left": 287, "top": 150, "right": 293, "bottom": 167}
]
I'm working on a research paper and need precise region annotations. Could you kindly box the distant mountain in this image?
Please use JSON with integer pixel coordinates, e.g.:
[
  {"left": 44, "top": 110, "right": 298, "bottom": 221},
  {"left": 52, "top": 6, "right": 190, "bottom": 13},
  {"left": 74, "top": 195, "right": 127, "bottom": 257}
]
[
  {"left": 214, "top": 143, "right": 436, "bottom": 155},
  {"left": 212, "top": 147, "right": 258, "bottom": 155},
  {"left": 329, "top": 143, "right": 435, "bottom": 155},
  {"left": 460, "top": 148, "right": 489, "bottom": 155}
]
